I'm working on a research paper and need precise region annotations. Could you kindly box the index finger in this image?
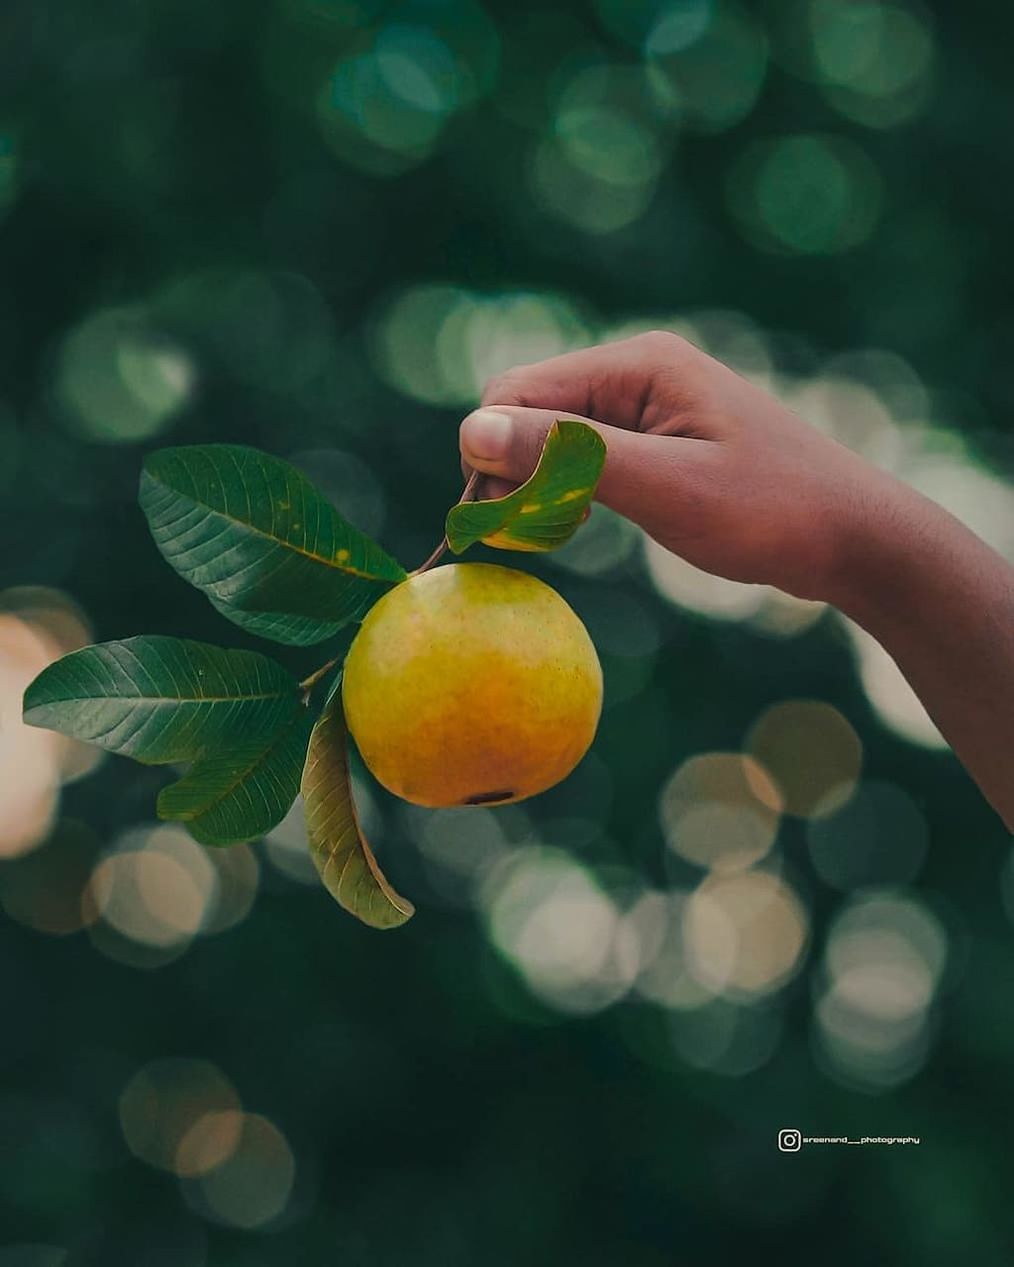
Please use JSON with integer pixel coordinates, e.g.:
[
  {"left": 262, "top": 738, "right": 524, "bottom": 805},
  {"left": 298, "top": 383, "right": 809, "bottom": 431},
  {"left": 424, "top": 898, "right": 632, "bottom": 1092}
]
[{"left": 479, "top": 330, "right": 691, "bottom": 432}]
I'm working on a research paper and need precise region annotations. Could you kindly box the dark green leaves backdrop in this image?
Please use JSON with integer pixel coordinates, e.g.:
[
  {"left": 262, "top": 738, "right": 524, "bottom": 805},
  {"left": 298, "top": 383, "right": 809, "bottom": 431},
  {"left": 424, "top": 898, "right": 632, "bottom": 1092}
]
[{"left": 1, "top": 0, "right": 1012, "bottom": 1263}]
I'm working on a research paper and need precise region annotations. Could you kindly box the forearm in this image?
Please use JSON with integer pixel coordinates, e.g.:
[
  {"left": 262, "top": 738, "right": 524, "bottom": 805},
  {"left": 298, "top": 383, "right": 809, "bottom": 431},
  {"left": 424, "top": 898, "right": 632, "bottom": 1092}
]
[
  {"left": 827, "top": 473, "right": 1014, "bottom": 830},
  {"left": 462, "top": 334, "right": 1014, "bottom": 829}
]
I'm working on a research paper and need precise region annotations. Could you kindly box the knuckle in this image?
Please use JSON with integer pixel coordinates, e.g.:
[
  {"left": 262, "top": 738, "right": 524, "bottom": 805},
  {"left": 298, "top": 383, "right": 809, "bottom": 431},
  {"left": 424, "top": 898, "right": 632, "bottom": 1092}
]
[
  {"left": 481, "top": 367, "right": 529, "bottom": 405},
  {"left": 637, "top": 329, "right": 688, "bottom": 358}
]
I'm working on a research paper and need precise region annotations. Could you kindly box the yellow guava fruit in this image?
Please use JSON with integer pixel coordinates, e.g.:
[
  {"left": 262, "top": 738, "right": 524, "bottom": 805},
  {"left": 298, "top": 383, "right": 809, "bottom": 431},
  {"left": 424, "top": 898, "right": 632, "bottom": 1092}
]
[{"left": 342, "top": 562, "right": 602, "bottom": 808}]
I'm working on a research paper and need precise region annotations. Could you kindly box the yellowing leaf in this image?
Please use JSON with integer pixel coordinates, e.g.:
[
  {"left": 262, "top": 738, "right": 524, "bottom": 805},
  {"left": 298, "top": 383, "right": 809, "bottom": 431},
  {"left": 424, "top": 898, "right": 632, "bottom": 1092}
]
[
  {"left": 445, "top": 420, "right": 606, "bottom": 554},
  {"left": 301, "top": 684, "right": 414, "bottom": 930}
]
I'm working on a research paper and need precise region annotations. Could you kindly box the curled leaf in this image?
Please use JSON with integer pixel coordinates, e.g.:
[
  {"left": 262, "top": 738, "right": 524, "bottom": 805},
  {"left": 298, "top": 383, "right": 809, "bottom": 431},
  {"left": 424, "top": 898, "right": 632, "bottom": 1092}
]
[
  {"left": 445, "top": 419, "right": 606, "bottom": 554},
  {"left": 301, "top": 682, "right": 414, "bottom": 930}
]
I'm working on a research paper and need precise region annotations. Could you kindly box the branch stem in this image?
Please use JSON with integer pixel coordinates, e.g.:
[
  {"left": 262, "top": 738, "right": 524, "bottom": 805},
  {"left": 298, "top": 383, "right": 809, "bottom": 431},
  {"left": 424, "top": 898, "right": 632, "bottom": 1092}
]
[
  {"left": 410, "top": 470, "right": 481, "bottom": 577},
  {"left": 410, "top": 535, "right": 449, "bottom": 577},
  {"left": 300, "top": 655, "right": 342, "bottom": 702}
]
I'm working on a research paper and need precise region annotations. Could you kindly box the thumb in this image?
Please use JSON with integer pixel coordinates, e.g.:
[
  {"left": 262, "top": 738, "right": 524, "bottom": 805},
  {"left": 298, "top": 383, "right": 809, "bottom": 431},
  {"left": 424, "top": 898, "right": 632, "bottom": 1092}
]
[{"left": 459, "top": 406, "right": 708, "bottom": 530}]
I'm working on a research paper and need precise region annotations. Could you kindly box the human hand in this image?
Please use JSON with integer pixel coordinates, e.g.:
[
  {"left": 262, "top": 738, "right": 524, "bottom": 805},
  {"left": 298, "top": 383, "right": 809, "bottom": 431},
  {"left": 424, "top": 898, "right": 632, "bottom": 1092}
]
[
  {"left": 459, "top": 330, "right": 1014, "bottom": 830},
  {"left": 458, "top": 330, "right": 901, "bottom": 604}
]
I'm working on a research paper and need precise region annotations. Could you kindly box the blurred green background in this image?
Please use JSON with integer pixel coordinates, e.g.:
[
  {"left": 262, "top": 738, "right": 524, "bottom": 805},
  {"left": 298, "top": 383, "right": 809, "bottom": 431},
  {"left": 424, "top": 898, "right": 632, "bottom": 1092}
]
[{"left": 2, "top": 0, "right": 1013, "bottom": 1262}]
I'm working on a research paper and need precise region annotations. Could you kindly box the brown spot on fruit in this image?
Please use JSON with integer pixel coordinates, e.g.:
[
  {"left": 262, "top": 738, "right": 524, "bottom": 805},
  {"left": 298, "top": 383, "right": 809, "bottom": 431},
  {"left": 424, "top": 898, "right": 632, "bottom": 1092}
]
[{"left": 463, "top": 789, "right": 515, "bottom": 805}]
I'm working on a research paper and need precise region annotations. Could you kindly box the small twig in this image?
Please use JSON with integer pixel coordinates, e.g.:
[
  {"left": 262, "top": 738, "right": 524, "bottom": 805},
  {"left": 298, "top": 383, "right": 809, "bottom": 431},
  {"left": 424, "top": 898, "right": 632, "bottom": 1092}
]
[
  {"left": 410, "top": 534, "right": 450, "bottom": 577},
  {"left": 459, "top": 468, "right": 482, "bottom": 503},
  {"left": 458, "top": 468, "right": 484, "bottom": 501},
  {"left": 300, "top": 655, "right": 342, "bottom": 703},
  {"left": 410, "top": 469, "right": 482, "bottom": 577}
]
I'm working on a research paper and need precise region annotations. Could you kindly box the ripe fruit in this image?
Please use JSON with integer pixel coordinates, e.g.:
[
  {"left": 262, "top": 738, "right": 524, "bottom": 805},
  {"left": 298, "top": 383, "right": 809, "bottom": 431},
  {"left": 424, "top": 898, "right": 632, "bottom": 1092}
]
[{"left": 342, "top": 563, "right": 602, "bottom": 808}]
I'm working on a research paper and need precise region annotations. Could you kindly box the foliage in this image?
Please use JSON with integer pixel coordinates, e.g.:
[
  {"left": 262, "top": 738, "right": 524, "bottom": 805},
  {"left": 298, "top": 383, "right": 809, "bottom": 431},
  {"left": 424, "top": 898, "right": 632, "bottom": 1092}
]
[
  {"left": 24, "top": 428, "right": 601, "bottom": 922},
  {"left": 141, "top": 444, "right": 407, "bottom": 646},
  {"left": 22, "top": 636, "right": 301, "bottom": 761}
]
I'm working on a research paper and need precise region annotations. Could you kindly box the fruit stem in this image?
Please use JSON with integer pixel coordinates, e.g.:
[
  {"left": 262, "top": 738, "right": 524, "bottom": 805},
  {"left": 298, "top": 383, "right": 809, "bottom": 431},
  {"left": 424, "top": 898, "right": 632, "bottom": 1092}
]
[
  {"left": 410, "top": 535, "right": 450, "bottom": 577},
  {"left": 299, "top": 655, "right": 342, "bottom": 702},
  {"left": 410, "top": 469, "right": 481, "bottom": 577}
]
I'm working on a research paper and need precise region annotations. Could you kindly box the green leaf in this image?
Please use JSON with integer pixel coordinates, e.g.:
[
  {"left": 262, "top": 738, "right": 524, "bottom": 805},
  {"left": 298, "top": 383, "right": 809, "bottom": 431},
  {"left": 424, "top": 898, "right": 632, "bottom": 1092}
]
[
  {"left": 206, "top": 595, "right": 345, "bottom": 649},
  {"left": 140, "top": 444, "right": 407, "bottom": 645},
  {"left": 157, "top": 706, "right": 314, "bottom": 845},
  {"left": 301, "top": 682, "right": 414, "bottom": 930},
  {"left": 445, "top": 419, "right": 606, "bottom": 554},
  {"left": 22, "top": 636, "right": 299, "bottom": 763}
]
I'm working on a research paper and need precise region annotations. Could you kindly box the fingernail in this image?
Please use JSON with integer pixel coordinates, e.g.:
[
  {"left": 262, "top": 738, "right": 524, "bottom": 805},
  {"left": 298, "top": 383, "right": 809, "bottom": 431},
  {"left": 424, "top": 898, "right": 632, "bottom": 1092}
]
[{"left": 462, "top": 409, "right": 512, "bottom": 461}]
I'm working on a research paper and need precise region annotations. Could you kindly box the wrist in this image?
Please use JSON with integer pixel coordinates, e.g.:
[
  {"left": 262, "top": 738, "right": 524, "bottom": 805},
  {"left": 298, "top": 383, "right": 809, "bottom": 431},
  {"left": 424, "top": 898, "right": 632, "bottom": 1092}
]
[{"left": 819, "top": 468, "right": 932, "bottom": 627}]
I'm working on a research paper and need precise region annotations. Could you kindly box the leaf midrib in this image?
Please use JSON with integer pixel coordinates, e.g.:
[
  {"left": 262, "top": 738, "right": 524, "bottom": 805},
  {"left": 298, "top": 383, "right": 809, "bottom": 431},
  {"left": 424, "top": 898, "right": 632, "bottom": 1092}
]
[
  {"left": 178, "top": 710, "right": 306, "bottom": 817},
  {"left": 145, "top": 468, "right": 402, "bottom": 583},
  {"left": 32, "top": 690, "right": 294, "bottom": 706}
]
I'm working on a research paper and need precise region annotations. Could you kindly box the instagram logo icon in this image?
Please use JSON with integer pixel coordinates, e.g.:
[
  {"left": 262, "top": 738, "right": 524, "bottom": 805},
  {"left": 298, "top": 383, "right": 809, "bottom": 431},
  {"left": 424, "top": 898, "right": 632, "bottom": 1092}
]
[{"left": 778, "top": 1129, "right": 802, "bottom": 1152}]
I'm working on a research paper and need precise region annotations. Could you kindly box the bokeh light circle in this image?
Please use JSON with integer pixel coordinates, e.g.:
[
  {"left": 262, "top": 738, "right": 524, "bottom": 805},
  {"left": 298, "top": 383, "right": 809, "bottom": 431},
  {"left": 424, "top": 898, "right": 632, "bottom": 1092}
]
[
  {"left": 810, "top": 0, "right": 935, "bottom": 129},
  {"left": 53, "top": 307, "right": 194, "bottom": 444},
  {"left": 0, "top": 589, "right": 101, "bottom": 858},
  {"left": 119, "top": 1058, "right": 241, "bottom": 1175},
  {"left": 727, "top": 133, "right": 882, "bottom": 255},
  {"left": 684, "top": 870, "right": 809, "bottom": 998},
  {"left": 814, "top": 890, "right": 947, "bottom": 1089},
  {"left": 659, "top": 752, "right": 783, "bottom": 872},
  {"left": 746, "top": 699, "right": 862, "bottom": 818},
  {"left": 87, "top": 825, "right": 219, "bottom": 952},
  {"left": 644, "top": 1, "right": 769, "bottom": 132},
  {"left": 372, "top": 285, "right": 588, "bottom": 405},
  {"left": 482, "top": 847, "right": 637, "bottom": 1015},
  {"left": 187, "top": 1113, "right": 296, "bottom": 1230},
  {"left": 806, "top": 780, "right": 929, "bottom": 890}
]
